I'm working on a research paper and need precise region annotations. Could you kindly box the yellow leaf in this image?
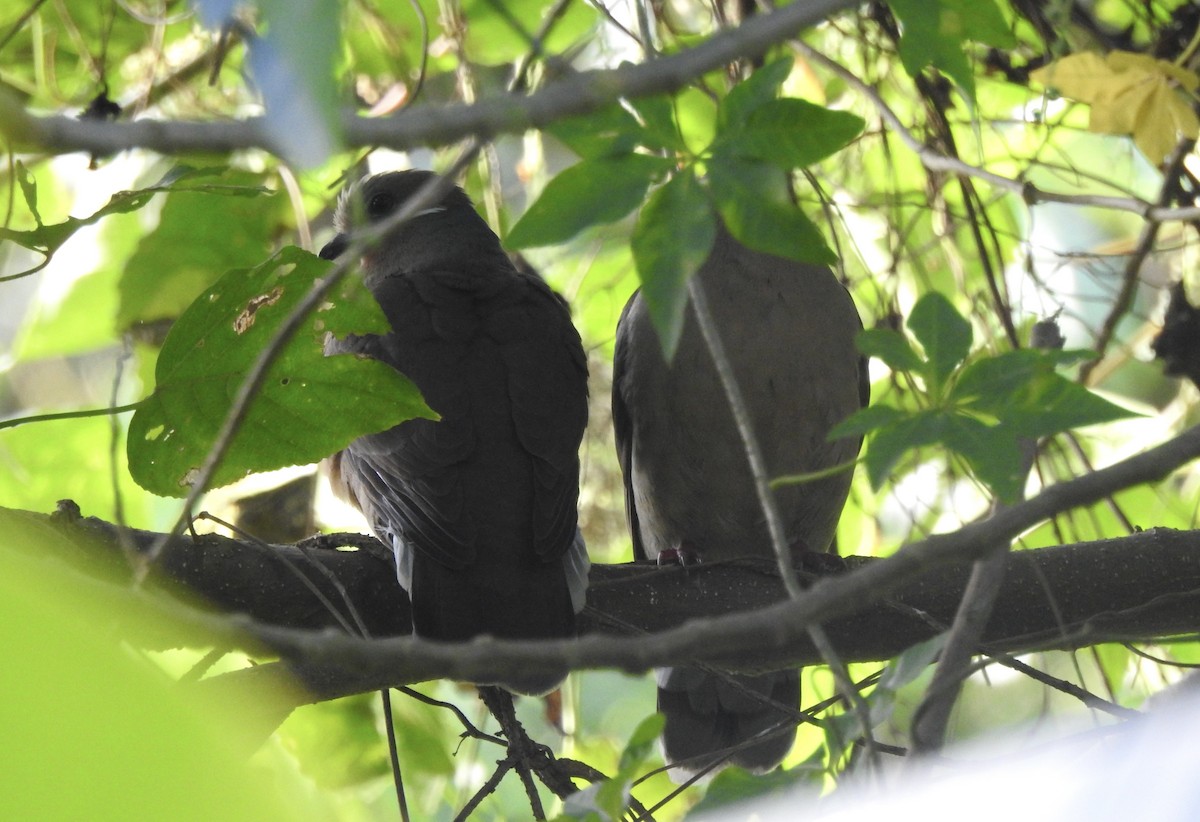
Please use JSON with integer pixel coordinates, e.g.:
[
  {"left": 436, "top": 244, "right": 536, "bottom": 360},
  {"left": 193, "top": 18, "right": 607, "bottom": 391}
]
[
  {"left": 1034, "top": 50, "right": 1200, "bottom": 163},
  {"left": 1107, "top": 51, "right": 1199, "bottom": 91},
  {"left": 1030, "top": 52, "right": 1114, "bottom": 103},
  {"left": 1132, "top": 82, "right": 1200, "bottom": 162},
  {"left": 1089, "top": 76, "right": 1152, "bottom": 136}
]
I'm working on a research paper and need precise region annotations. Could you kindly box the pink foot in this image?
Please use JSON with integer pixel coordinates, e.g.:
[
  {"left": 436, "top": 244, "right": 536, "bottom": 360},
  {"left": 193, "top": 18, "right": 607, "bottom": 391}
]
[{"left": 657, "top": 541, "right": 703, "bottom": 568}]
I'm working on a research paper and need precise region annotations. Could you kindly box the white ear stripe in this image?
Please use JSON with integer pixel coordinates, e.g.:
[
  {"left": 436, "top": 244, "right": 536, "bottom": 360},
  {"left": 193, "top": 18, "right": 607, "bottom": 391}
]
[{"left": 412, "top": 206, "right": 448, "bottom": 218}]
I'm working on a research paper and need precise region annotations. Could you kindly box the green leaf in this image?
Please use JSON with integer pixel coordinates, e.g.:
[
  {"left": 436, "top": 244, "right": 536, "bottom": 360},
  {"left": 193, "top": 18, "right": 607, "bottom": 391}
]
[
  {"left": 943, "top": 414, "right": 1026, "bottom": 501},
  {"left": 827, "top": 634, "right": 947, "bottom": 752},
  {"left": 0, "top": 165, "right": 263, "bottom": 280},
  {"left": 707, "top": 157, "right": 835, "bottom": 264},
  {"left": 117, "top": 170, "right": 280, "bottom": 328},
  {"left": 953, "top": 350, "right": 1137, "bottom": 439},
  {"left": 631, "top": 168, "right": 717, "bottom": 361},
  {"left": 578, "top": 713, "right": 666, "bottom": 819},
  {"left": 717, "top": 56, "right": 794, "bottom": 132},
  {"left": 15, "top": 160, "right": 40, "bottom": 225},
  {"left": 617, "top": 713, "right": 665, "bottom": 774},
  {"left": 863, "top": 408, "right": 953, "bottom": 489},
  {"left": 907, "top": 292, "right": 972, "bottom": 392},
  {"left": 548, "top": 104, "right": 645, "bottom": 159},
  {"left": 888, "top": 0, "right": 1015, "bottom": 104},
  {"left": 0, "top": 509, "right": 314, "bottom": 820},
  {"left": 1008, "top": 378, "right": 1135, "bottom": 439},
  {"left": 857, "top": 327, "right": 924, "bottom": 373},
  {"left": 828, "top": 403, "right": 905, "bottom": 440},
  {"left": 725, "top": 98, "right": 865, "bottom": 168},
  {"left": 951, "top": 349, "right": 1043, "bottom": 406},
  {"left": 627, "top": 95, "right": 684, "bottom": 152},
  {"left": 506, "top": 154, "right": 672, "bottom": 248},
  {"left": 689, "top": 765, "right": 820, "bottom": 816},
  {"left": 127, "top": 247, "right": 434, "bottom": 497},
  {"left": 878, "top": 634, "right": 948, "bottom": 693}
]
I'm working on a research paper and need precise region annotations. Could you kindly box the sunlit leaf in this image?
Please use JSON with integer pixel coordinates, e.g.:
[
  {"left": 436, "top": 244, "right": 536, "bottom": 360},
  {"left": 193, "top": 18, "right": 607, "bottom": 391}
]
[
  {"left": 0, "top": 509, "right": 312, "bottom": 820},
  {"left": 127, "top": 247, "right": 434, "bottom": 497},
  {"left": 118, "top": 169, "right": 280, "bottom": 328},
  {"left": 1032, "top": 50, "right": 1200, "bottom": 163},
  {"left": 0, "top": 166, "right": 265, "bottom": 279}
]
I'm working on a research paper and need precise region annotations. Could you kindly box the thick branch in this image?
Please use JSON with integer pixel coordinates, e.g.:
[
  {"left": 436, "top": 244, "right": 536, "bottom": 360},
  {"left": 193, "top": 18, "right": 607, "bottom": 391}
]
[
  {"left": 11, "top": 505, "right": 1200, "bottom": 706},
  {"left": 1, "top": 0, "right": 855, "bottom": 157},
  {"left": 7, "top": 423, "right": 1200, "bottom": 700}
]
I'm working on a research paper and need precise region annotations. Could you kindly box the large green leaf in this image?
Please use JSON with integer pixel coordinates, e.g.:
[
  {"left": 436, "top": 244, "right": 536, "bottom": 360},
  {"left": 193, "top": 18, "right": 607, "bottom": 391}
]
[
  {"left": 942, "top": 412, "right": 1026, "bottom": 501},
  {"left": 117, "top": 169, "right": 279, "bottom": 328},
  {"left": 631, "top": 169, "right": 716, "bottom": 361},
  {"left": 506, "top": 154, "right": 672, "bottom": 248},
  {"left": 863, "top": 408, "right": 955, "bottom": 489},
  {"left": 627, "top": 94, "right": 686, "bottom": 152},
  {"left": 0, "top": 509, "right": 312, "bottom": 821},
  {"left": 723, "top": 98, "right": 865, "bottom": 169},
  {"left": 707, "top": 157, "right": 835, "bottom": 264},
  {"left": 127, "top": 247, "right": 434, "bottom": 497}
]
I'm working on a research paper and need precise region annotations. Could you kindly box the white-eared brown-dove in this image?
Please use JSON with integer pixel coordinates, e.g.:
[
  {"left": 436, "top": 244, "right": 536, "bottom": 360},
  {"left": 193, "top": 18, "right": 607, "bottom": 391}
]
[
  {"left": 613, "top": 220, "right": 867, "bottom": 775},
  {"left": 320, "top": 171, "right": 590, "bottom": 695}
]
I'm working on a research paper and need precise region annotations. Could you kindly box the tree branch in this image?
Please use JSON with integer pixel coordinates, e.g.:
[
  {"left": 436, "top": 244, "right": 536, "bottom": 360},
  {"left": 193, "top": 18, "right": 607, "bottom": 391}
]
[{"left": 1, "top": 0, "right": 857, "bottom": 156}]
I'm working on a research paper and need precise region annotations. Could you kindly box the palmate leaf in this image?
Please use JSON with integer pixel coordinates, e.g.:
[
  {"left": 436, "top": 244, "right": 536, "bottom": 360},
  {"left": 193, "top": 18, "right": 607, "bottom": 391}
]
[
  {"left": 846, "top": 295, "right": 1137, "bottom": 501},
  {"left": 127, "top": 247, "right": 434, "bottom": 497},
  {"left": 907, "top": 291, "right": 972, "bottom": 395}
]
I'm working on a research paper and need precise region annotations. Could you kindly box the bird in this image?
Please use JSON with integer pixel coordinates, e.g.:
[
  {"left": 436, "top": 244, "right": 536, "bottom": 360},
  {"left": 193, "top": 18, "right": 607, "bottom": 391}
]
[
  {"left": 612, "top": 218, "right": 868, "bottom": 776},
  {"left": 319, "top": 170, "right": 590, "bottom": 695}
]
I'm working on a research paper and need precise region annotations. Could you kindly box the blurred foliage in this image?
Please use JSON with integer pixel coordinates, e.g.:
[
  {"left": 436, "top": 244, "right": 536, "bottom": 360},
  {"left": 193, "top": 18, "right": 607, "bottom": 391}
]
[
  {"left": 3, "top": 0, "right": 1200, "bottom": 818},
  {"left": 0, "top": 507, "right": 313, "bottom": 821}
]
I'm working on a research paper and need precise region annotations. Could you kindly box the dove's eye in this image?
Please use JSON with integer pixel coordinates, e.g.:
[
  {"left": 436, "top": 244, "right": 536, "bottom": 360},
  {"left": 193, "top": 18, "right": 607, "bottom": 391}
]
[{"left": 366, "top": 191, "right": 398, "bottom": 220}]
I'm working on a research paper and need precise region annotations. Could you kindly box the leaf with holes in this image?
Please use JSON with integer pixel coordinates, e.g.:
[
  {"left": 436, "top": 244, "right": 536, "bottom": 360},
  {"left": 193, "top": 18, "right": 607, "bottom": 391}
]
[{"left": 127, "top": 247, "right": 434, "bottom": 497}]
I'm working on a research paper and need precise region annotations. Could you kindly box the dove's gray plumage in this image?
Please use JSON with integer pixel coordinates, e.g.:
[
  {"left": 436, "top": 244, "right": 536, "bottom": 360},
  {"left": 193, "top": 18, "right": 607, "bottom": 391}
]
[
  {"left": 322, "top": 171, "right": 589, "bottom": 694},
  {"left": 613, "top": 220, "right": 867, "bottom": 775}
]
